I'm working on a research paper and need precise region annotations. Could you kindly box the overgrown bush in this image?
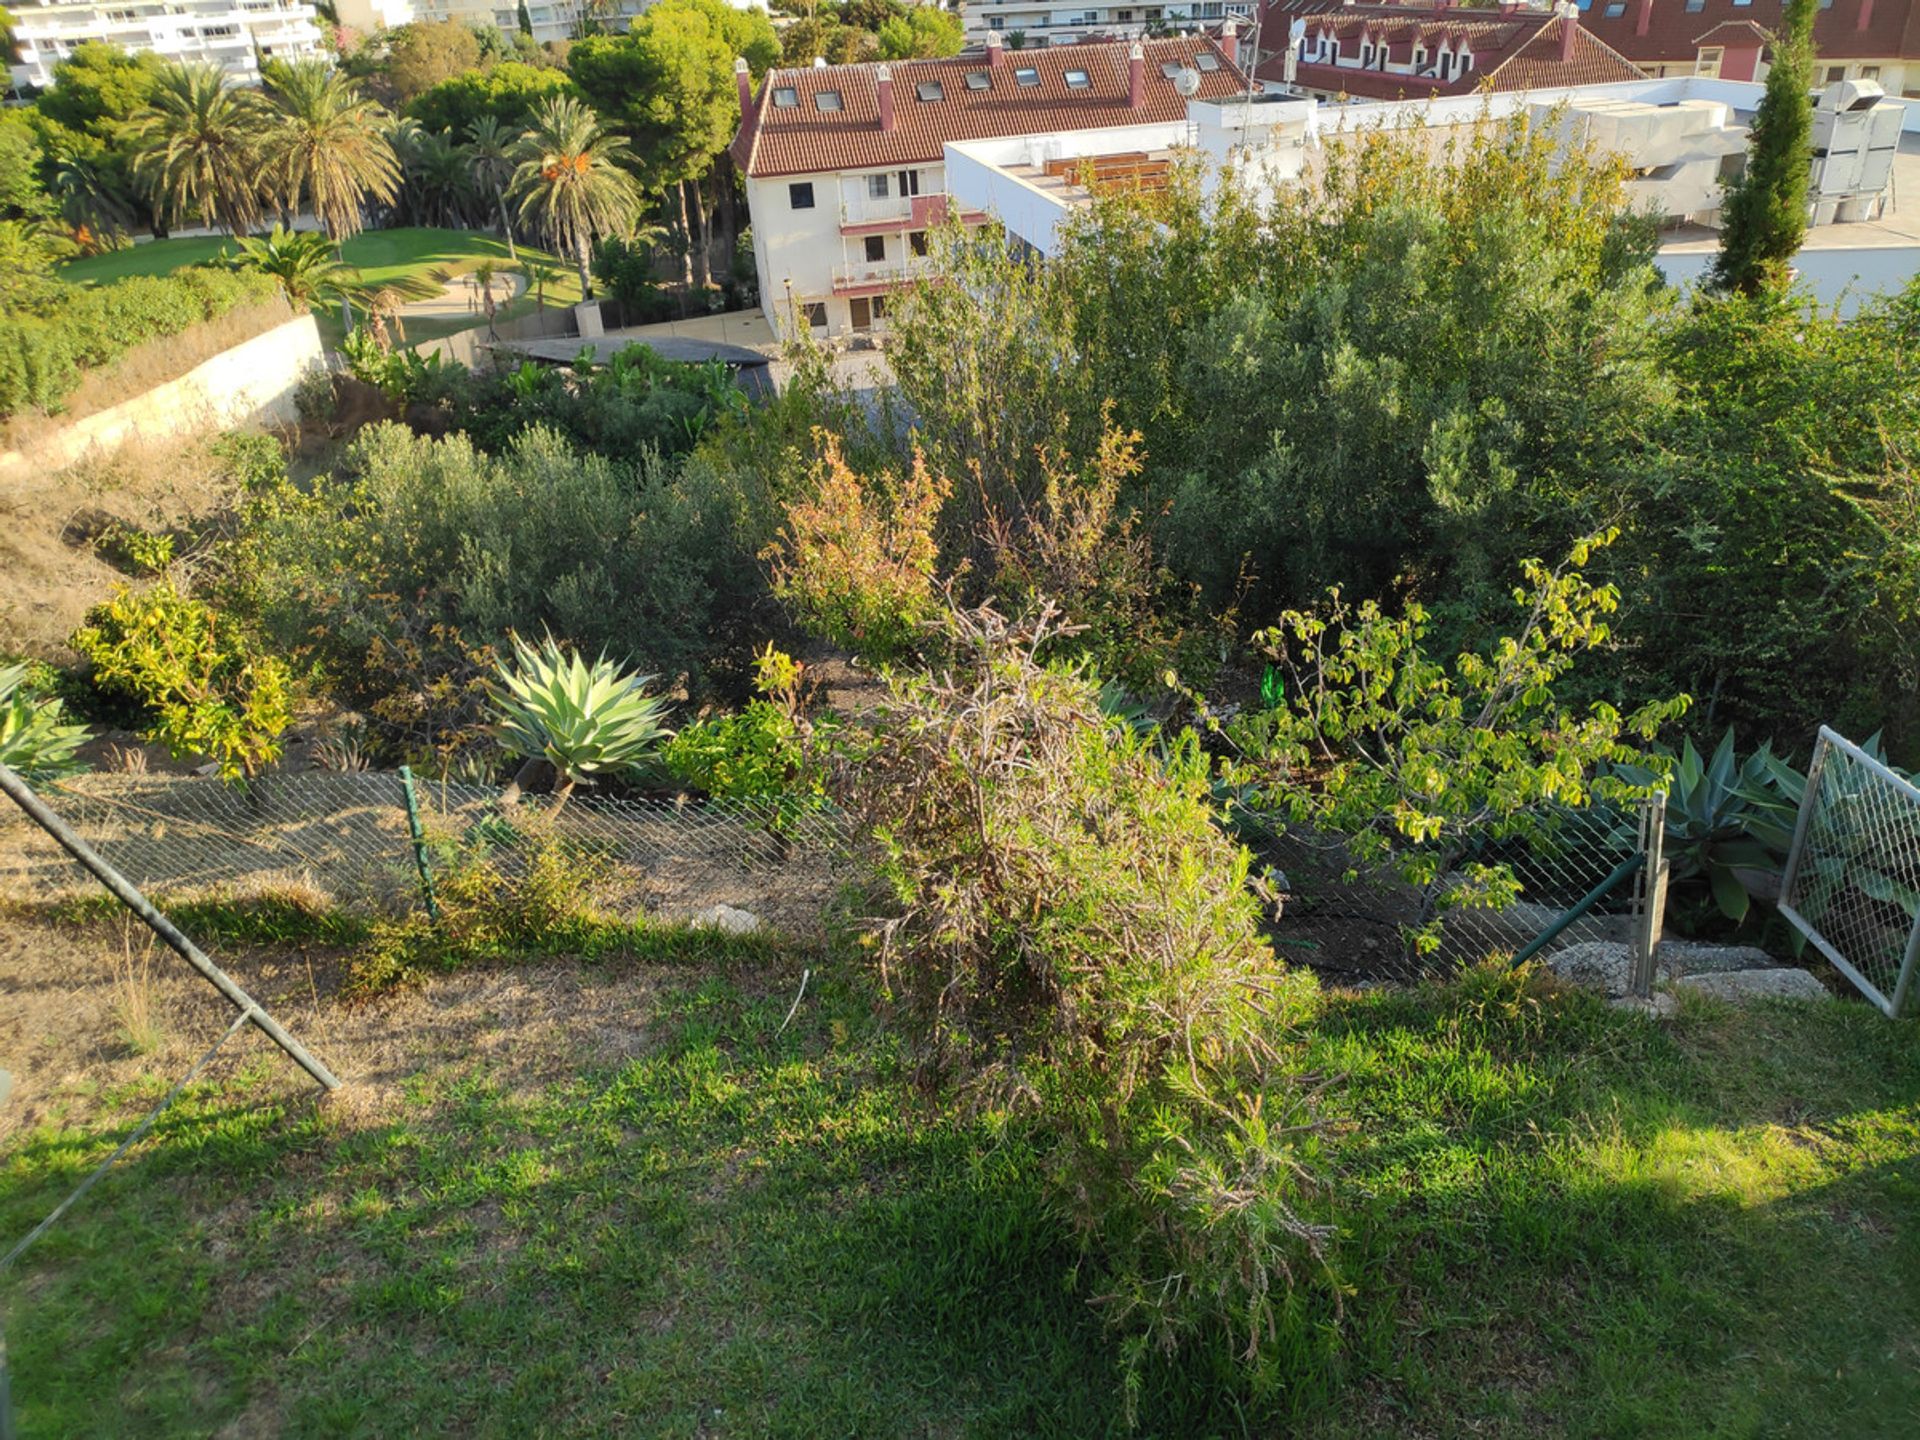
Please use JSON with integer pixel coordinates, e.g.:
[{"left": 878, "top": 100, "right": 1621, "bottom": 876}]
[
  {"left": 0, "top": 267, "right": 280, "bottom": 417},
  {"left": 764, "top": 432, "right": 949, "bottom": 663},
  {"left": 222, "top": 422, "right": 763, "bottom": 763},
  {"left": 663, "top": 647, "right": 826, "bottom": 804},
  {"left": 70, "top": 578, "right": 292, "bottom": 779},
  {"left": 837, "top": 602, "right": 1332, "bottom": 1404}
]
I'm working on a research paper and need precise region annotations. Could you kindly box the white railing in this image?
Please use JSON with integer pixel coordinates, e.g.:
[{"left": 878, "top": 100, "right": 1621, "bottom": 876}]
[{"left": 838, "top": 192, "right": 915, "bottom": 227}]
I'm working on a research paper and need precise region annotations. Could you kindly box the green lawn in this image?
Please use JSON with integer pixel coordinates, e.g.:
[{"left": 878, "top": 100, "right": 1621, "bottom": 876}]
[
  {"left": 58, "top": 228, "right": 584, "bottom": 349},
  {"left": 2, "top": 948, "right": 1917, "bottom": 1437}
]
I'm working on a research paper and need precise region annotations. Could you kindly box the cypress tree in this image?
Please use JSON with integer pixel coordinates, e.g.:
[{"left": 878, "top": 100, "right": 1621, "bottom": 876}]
[{"left": 1710, "top": 0, "right": 1818, "bottom": 295}]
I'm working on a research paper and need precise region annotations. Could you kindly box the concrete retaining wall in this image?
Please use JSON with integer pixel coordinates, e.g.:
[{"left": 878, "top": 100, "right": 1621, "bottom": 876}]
[{"left": 0, "top": 310, "right": 325, "bottom": 482}]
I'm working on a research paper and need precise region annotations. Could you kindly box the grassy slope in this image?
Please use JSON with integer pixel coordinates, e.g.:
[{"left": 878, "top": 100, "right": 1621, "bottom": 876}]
[{"left": 2, "top": 959, "right": 1916, "bottom": 1438}]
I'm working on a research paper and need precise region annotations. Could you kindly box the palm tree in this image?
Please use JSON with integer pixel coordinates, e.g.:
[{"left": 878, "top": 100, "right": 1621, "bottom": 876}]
[
  {"left": 125, "top": 61, "right": 266, "bottom": 236},
  {"left": 231, "top": 225, "right": 360, "bottom": 308},
  {"left": 49, "top": 150, "right": 136, "bottom": 245},
  {"left": 259, "top": 59, "right": 400, "bottom": 243},
  {"left": 465, "top": 115, "right": 521, "bottom": 262},
  {"left": 394, "top": 126, "right": 475, "bottom": 230},
  {"left": 508, "top": 96, "right": 643, "bottom": 300}
]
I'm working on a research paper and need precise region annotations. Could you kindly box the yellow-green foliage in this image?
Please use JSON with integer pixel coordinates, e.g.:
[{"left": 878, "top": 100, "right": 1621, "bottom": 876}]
[{"left": 70, "top": 578, "right": 291, "bottom": 780}]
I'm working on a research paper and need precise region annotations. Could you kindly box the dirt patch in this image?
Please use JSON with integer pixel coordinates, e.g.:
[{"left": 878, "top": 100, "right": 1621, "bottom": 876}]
[
  {"left": 0, "top": 905, "right": 793, "bottom": 1143},
  {"left": 0, "top": 429, "right": 246, "bottom": 661}
]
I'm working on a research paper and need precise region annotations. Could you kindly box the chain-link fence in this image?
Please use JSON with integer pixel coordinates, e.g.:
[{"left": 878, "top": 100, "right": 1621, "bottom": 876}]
[
  {"left": 0, "top": 771, "right": 853, "bottom": 936},
  {"left": 1238, "top": 797, "right": 1660, "bottom": 983},
  {"left": 1780, "top": 727, "right": 1920, "bottom": 1018}
]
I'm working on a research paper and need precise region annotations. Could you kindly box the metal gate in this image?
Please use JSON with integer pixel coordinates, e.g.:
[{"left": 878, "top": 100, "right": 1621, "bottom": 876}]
[{"left": 1778, "top": 727, "right": 1920, "bottom": 1018}]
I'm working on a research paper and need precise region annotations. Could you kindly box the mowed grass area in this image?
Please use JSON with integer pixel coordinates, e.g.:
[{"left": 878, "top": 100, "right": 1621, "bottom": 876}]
[
  {"left": 2, "top": 951, "right": 1917, "bottom": 1438},
  {"left": 57, "top": 227, "right": 584, "bottom": 347}
]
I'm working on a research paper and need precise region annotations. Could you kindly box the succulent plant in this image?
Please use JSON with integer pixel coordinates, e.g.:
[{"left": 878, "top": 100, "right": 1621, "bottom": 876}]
[
  {"left": 490, "top": 635, "right": 671, "bottom": 802},
  {"left": 0, "top": 663, "right": 90, "bottom": 782}
]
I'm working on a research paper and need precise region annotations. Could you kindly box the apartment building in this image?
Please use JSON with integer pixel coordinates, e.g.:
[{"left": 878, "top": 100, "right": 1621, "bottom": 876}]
[
  {"left": 959, "top": 0, "right": 1254, "bottom": 48},
  {"left": 1252, "top": 0, "right": 1646, "bottom": 98},
  {"left": 731, "top": 32, "right": 1249, "bottom": 339},
  {"left": 8, "top": 0, "right": 325, "bottom": 91},
  {"left": 334, "top": 0, "right": 757, "bottom": 42},
  {"left": 1574, "top": 0, "right": 1920, "bottom": 94}
]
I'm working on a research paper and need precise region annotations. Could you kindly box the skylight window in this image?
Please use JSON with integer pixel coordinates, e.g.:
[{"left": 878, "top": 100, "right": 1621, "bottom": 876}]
[
  {"left": 772, "top": 86, "right": 798, "bottom": 107},
  {"left": 916, "top": 80, "right": 944, "bottom": 100},
  {"left": 1063, "top": 68, "right": 1090, "bottom": 88},
  {"left": 1160, "top": 61, "right": 1183, "bottom": 78},
  {"left": 1014, "top": 65, "right": 1040, "bottom": 85},
  {"left": 1195, "top": 52, "right": 1221, "bottom": 71},
  {"left": 965, "top": 70, "right": 991, "bottom": 90},
  {"left": 815, "top": 89, "right": 843, "bottom": 112}
]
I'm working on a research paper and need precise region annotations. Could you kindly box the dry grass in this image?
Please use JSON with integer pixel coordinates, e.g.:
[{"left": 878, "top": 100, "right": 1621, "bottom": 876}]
[{"left": 110, "top": 921, "right": 165, "bottom": 1057}]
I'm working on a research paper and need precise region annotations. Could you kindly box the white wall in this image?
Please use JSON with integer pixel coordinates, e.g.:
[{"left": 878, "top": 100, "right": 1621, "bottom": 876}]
[
  {"left": 1656, "top": 244, "right": 1920, "bottom": 316},
  {"left": 0, "top": 313, "right": 324, "bottom": 484}
]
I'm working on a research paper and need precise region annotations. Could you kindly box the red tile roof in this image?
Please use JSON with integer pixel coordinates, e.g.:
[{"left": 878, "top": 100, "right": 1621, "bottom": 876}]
[
  {"left": 731, "top": 36, "right": 1248, "bottom": 178},
  {"left": 1578, "top": 0, "right": 1920, "bottom": 65},
  {"left": 1692, "top": 17, "right": 1774, "bottom": 45},
  {"left": 1253, "top": 2, "right": 1646, "bottom": 96}
]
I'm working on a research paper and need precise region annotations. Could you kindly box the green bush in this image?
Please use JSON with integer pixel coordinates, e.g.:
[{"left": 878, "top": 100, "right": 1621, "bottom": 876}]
[
  {"left": 222, "top": 423, "right": 765, "bottom": 762},
  {"left": 0, "top": 266, "right": 279, "bottom": 417},
  {"left": 70, "top": 578, "right": 292, "bottom": 780},
  {"left": 837, "top": 603, "right": 1332, "bottom": 1404}
]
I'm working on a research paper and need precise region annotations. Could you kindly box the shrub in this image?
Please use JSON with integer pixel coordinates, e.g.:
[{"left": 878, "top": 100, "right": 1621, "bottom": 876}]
[
  {"left": 222, "top": 423, "right": 762, "bottom": 762},
  {"left": 0, "top": 266, "right": 279, "bottom": 417},
  {"left": 836, "top": 602, "right": 1332, "bottom": 1403},
  {"left": 764, "top": 432, "right": 950, "bottom": 663},
  {"left": 662, "top": 648, "right": 826, "bottom": 804},
  {"left": 70, "top": 579, "right": 292, "bottom": 780},
  {"left": 1222, "top": 534, "right": 1688, "bottom": 956}
]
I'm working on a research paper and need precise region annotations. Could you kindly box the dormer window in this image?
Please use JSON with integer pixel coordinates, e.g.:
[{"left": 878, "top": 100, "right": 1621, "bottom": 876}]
[
  {"left": 916, "top": 81, "right": 944, "bottom": 100},
  {"left": 1015, "top": 65, "right": 1040, "bottom": 85},
  {"left": 1064, "top": 68, "right": 1090, "bottom": 88},
  {"left": 772, "top": 86, "right": 798, "bottom": 107},
  {"left": 816, "top": 89, "right": 843, "bottom": 111},
  {"left": 965, "top": 70, "right": 991, "bottom": 90}
]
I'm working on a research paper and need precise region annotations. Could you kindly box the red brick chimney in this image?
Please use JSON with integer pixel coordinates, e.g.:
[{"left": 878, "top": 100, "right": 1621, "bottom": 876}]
[
  {"left": 1129, "top": 41, "right": 1145, "bottom": 107},
  {"left": 1859, "top": 0, "right": 1875, "bottom": 30},
  {"left": 877, "top": 63, "right": 895, "bottom": 131},
  {"left": 735, "top": 57, "right": 752, "bottom": 115},
  {"left": 1221, "top": 18, "right": 1239, "bottom": 68},
  {"left": 987, "top": 33, "right": 1006, "bottom": 66},
  {"left": 1635, "top": 0, "right": 1652, "bottom": 35},
  {"left": 1560, "top": 0, "right": 1579, "bottom": 62}
]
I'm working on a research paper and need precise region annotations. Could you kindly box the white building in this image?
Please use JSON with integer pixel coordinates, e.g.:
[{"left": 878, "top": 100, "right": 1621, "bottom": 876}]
[
  {"left": 959, "top": 0, "right": 1252, "bottom": 48},
  {"left": 942, "top": 71, "right": 1918, "bottom": 308},
  {"left": 8, "top": 0, "right": 325, "bottom": 92},
  {"left": 731, "top": 31, "right": 1252, "bottom": 340},
  {"left": 334, "top": 0, "right": 761, "bottom": 44}
]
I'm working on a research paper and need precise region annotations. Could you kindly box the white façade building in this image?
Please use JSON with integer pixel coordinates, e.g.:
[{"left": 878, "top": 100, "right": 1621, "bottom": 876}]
[
  {"left": 730, "top": 31, "right": 1252, "bottom": 340},
  {"left": 958, "top": 0, "right": 1254, "bottom": 48},
  {"left": 8, "top": 0, "right": 325, "bottom": 92}
]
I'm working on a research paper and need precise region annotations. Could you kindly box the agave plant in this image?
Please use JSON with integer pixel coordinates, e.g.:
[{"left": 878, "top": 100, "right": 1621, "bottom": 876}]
[
  {"left": 0, "top": 664, "right": 91, "bottom": 782},
  {"left": 490, "top": 635, "right": 672, "bottom": 804}
]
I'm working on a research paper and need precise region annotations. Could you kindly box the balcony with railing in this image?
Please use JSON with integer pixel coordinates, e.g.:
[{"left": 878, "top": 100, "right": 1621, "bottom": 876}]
[{"left": 831, "top": 254, "right": 939, "bottom": 296}]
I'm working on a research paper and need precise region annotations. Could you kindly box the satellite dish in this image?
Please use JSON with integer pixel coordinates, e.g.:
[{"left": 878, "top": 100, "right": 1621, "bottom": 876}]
[
  {"left": 1289, "top": 17, "right": 1307, "bottom": 40},
  {"left": 1174, "top": 66, "right": 1202, "bottom": 97}
]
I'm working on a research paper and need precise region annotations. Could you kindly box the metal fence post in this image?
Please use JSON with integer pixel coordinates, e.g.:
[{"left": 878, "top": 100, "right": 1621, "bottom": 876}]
[
  {"left": 397, "top": 765, "right": 440, "bottom": 923},
  {"left": 0, "top": 764, "right": 339, "bottom": 1091},
  {"left": 1628, "top": 792, "right": 1669, "bottom": 1000}
]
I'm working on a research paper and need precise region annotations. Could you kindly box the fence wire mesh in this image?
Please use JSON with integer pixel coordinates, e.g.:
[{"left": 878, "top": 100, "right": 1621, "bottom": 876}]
[
  {"left": 1780, "top": 728, "right": 1920, "bottom": 1017},
  {"left": 0, "top": 771, "right": 853, "bottom": 935},
  {"left": 1240, "top": 799, "right": 1650, "bottom": 983}
]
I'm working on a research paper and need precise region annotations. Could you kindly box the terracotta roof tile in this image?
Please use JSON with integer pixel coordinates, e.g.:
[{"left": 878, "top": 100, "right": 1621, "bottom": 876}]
[
  {"left": 1253, "top": 2, "right": 1645, "bottom": 95},
  {"left": 731, "top": 36, "right": 1248, "bottom": 178},
  {"left": 1578, "top": 0, "right": 1919, "bottom": 65}
]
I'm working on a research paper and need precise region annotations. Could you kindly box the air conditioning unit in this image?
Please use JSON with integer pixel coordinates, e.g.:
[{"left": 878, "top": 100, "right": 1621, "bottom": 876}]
[{"left": 1819, "top": 77, "right": 1885, "bottom": 114}]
